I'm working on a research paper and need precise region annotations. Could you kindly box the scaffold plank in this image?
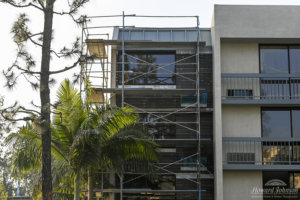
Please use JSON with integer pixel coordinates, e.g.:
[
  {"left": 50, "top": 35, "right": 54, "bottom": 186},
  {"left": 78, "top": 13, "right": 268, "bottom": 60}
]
[
  {"left": 86, "top": 39, "right": 108, "bottom": 58},
  {"left": 86, "top": 39, "right": 206, "bottom": 47},
  {"left": 94, "top": 88, "right": 205, "bottom": 94}
]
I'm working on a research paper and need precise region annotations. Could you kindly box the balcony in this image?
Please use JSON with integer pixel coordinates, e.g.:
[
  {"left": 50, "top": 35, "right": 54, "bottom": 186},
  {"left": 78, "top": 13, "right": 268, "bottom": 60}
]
[
  {"left": 223, "top": 137, "right": 300, "bottom": 170},
  {"left": 221, "top": 73, "right": 300, "bottom": 105}
]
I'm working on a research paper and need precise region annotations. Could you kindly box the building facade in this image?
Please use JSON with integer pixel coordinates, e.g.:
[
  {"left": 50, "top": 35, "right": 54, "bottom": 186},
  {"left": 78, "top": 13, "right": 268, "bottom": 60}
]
[
  {"left": 212, "top": 5, "right": 300, "bottom": 200},
  {"left": 112, "top": 28, "right": 214, "bottom": 200},
  {"left": 85, "top": 24, "right": 215, "bottom": 199}
]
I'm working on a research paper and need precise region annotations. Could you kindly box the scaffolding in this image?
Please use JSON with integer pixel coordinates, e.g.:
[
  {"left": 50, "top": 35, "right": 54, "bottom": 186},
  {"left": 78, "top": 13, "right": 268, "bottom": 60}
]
[{"left": 81, "top": 12, "right": 213, "bottom": 200}]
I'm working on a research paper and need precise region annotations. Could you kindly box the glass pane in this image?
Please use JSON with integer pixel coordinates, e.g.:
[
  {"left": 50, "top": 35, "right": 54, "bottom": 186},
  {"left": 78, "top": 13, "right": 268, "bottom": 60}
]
[
  {"left": 147, "top": 54, "right": 175, "bottom": 84},
  {"left": 290, "top": 46, "right": 300, "bottom": 73},
  {"left": 293, "top": 173, "right": 300, "bottom": 189},
  {"left": 262, "top": 110, "right": 291, "bottom": 138},
  {"left": 126, "top": 54, "right": 148, "bottom": 84},
  {"left": 121, "top": 52, "right": 175, "bottom": 85},
  {"left": 292, "top": 110, "right": 300, "bottom": 138},
  {"left": 260, "top": 46, "right": 289, "bottom": 74}
]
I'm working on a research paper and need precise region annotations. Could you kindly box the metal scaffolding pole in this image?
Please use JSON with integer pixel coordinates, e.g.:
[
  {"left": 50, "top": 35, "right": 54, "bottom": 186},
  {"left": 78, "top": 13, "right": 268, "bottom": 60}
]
[
  {"left": 196, "top": 15, "right": 202, "bottom": 200},
  {"left": 120, "top": 11, "right": 125, "bottom": 200},
  {"left": 81, "top": 13, "right": 211, "bottom": 200},
  {"left": 121, "top": 11, "right": 125, "bottom": 108}
]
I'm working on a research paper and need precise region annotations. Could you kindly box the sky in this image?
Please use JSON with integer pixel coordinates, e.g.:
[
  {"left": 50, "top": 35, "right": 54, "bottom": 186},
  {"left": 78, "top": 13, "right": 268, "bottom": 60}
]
[{"left": 1, "top": 0, "right": 300, "bottom": 109}]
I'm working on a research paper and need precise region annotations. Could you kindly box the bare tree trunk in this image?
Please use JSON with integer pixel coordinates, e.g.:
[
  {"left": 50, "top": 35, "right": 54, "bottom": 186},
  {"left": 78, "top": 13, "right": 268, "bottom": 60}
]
[
  {"left": 74, "top": 170, "right": 80, "bottom": 200},
  {"left": 88, "top": 168, "right": 93, "bottom": 200},
  {"left": 40, "top": 0, "right": 54, "bottom": 199}
]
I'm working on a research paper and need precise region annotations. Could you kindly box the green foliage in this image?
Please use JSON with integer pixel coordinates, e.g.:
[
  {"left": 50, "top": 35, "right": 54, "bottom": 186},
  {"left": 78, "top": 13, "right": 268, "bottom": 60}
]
[
  {"left": 0, "top": 183, "right": 8, "bottom": 199},
  {"left": 6, "top": 123, "right": 41, "bottom": 174},
  {"left": 11, "top": 13, "right": 30, "bottom": 45},
  {"left": 6, "top": 79, "right": 158, "bottom": 197}
]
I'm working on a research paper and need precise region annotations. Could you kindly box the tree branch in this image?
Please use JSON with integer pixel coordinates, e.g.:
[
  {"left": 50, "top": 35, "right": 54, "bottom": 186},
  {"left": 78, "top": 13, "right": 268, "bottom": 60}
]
[
  {"left": 52, "top": 0, "right": 89, "bottom": 24},
  {"left": 18, "top": 106, "right": 41, "bottom": 115},
  {"left": 24, "top": 32, "right": 62, "bottom": 59},
  {"left": 36, "top": 0, "right": 45, "bottom": 9},
  {"left": 13, "top": 64, "right": 41, "bottom": 74},
  {"left": 0, "top": 105, "right": 36, "bottom": 122},
  {"left": 1, "top": 115, "right": 34, "bottom": 122},
  {"left": 1, "top": 0, "right": 44, "bottom": 11},
  {"left": 49, "top": 57, "right": 82, "bottom": 75}
]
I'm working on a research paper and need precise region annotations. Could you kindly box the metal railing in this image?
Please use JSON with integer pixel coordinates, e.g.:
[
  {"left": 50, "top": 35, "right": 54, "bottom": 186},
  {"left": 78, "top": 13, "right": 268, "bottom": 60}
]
[
  {"left": 221, "top": 73, "right": 300, "bottom": 100},
  {"left": 223, "top": 137, "right": 300, "bottom": 166}
]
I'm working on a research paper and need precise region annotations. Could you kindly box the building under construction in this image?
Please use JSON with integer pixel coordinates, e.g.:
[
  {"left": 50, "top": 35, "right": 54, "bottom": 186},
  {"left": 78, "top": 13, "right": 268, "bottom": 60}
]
[{"left": 81, "top": 13, "right": 214, "bottom": 200}]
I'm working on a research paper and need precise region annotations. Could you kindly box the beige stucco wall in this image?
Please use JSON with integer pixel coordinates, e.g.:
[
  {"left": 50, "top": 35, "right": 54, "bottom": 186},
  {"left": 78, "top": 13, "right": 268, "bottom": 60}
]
[
  {"left": 222, "top": 106, "right": 262, "bottom": 164},
  {"left": 221, "top": 43, "right": 259, "bottom": 74},
  {"left": 222, "top": 106, "right": 261, "bottom": 138},
  {"left": 221, "top": 43, "right": 260, "bottom": 98},
  {"left": 212, "top": 5, "right": 300, "bottom": 200},
  {"left": 223, "top": 171, "right": 263, "bottom": 200}
]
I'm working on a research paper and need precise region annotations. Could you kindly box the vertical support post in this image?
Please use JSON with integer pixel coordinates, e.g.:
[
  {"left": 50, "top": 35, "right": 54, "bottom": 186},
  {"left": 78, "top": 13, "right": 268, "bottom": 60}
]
[
  {"left": 121, "top": 12, "right": 125, "bottom": 197},
  {"left": 101, "top": 171, "right": 104, "bottom": 200},
  {"left": 80, "top": 29, "right": 83, "bottom": 98},
  {"left": 289, "top": 141, "right": 291, "bottom": 165},
  {"left": 100, "top": 56, "right": 105, "bottom": 103},
  {"left": 198, "top": 190, "right": 202, "bottom": 200},
  {"left": 17, "top": 181, "right": 20, "bottom": 197},
  {"left": 121, "top": 11, "right": 125, "bottom": 107},
  {"left": 80, "top": 16, "right": 86, "bottom": 100},
  {"left": 120, "top": 172, "right": 124, "bottom": 200},
  {"left": 196, "top": 15, "right": 202, "bottom": 199}
]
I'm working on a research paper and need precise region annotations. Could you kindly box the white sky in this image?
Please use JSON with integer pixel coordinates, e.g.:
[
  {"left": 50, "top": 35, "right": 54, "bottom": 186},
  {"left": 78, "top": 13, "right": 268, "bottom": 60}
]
[{"left": 1, "top": 0, "right": 300, "bottom": 109}]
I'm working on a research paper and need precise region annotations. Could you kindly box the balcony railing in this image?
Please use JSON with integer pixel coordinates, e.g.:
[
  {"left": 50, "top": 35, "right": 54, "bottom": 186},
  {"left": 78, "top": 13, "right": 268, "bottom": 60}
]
[
  {"left": 223, "top": 137, "right": 300, "bottom": 170},
  {"left": 222, "top": 73, "right": 300, "bottom": 104}
]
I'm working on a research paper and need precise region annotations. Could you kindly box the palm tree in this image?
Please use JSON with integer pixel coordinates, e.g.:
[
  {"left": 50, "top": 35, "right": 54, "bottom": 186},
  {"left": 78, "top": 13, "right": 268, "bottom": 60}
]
[{"left": 6, "top": 79, "right": 158, "bottom": 200}]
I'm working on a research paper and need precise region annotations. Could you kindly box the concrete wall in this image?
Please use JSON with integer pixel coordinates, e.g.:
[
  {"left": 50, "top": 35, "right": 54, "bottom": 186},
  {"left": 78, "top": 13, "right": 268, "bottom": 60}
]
[
  {"left": 211, "top": 26, "right": 224, "bottom": 200},
  {"left": 222, "top": 106, "right": 262, "bottom": 164},
  {"left": 220, "top": 43, "right": 261, "bottom": 98},
  {"left": 221, "top": 43, "right": 259, "bottom": 74},
  {"left": 214, "top": 5, "right": 300, "bottom": 39},
  {"left": 223, "top": 171, "right": 263, "bottom": 200},
  {"left": 222, "top": 106, "right": 261, "bottom": 138}
]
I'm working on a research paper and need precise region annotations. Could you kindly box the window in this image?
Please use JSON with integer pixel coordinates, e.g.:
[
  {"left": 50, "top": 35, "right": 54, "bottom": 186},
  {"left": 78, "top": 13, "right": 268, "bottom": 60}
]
[
  {"left": 292, "top": 110, "right": 300, "bottom": 138},
  {"left": 118, "top": 51, "right": 176, "bottom": 85},
  {"left": 262, "top": 109, "right": 300, "bottom": 165},
  {"left": 289, "top": 46, "right": 300, "bottom": 73},
  {"left": 260, "top": 45, "right": 300, "bottom": 99},
  {"left": 260, "top": 46, "right": 289, "bottom": 74},
  {"left": 261, "top": 109, "right": 291, "bottom": 138},
  {"left": 262, "top": 108, "right": 300, "bottom": 138}
]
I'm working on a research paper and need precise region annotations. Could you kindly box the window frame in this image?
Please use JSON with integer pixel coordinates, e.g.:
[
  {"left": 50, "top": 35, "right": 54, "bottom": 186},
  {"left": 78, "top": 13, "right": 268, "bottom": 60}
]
[
  {"left": 261, "top": 107, "right": 300, "bottom": 138},
  {"left": 117, "top": 51, "right": 176, "bottom": 85},
  {"left": 259, "top": 44, "right": 300, "bottom": 74},
  {"left": 259, "top": 45, "right": 300, "bottom": 99}
]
